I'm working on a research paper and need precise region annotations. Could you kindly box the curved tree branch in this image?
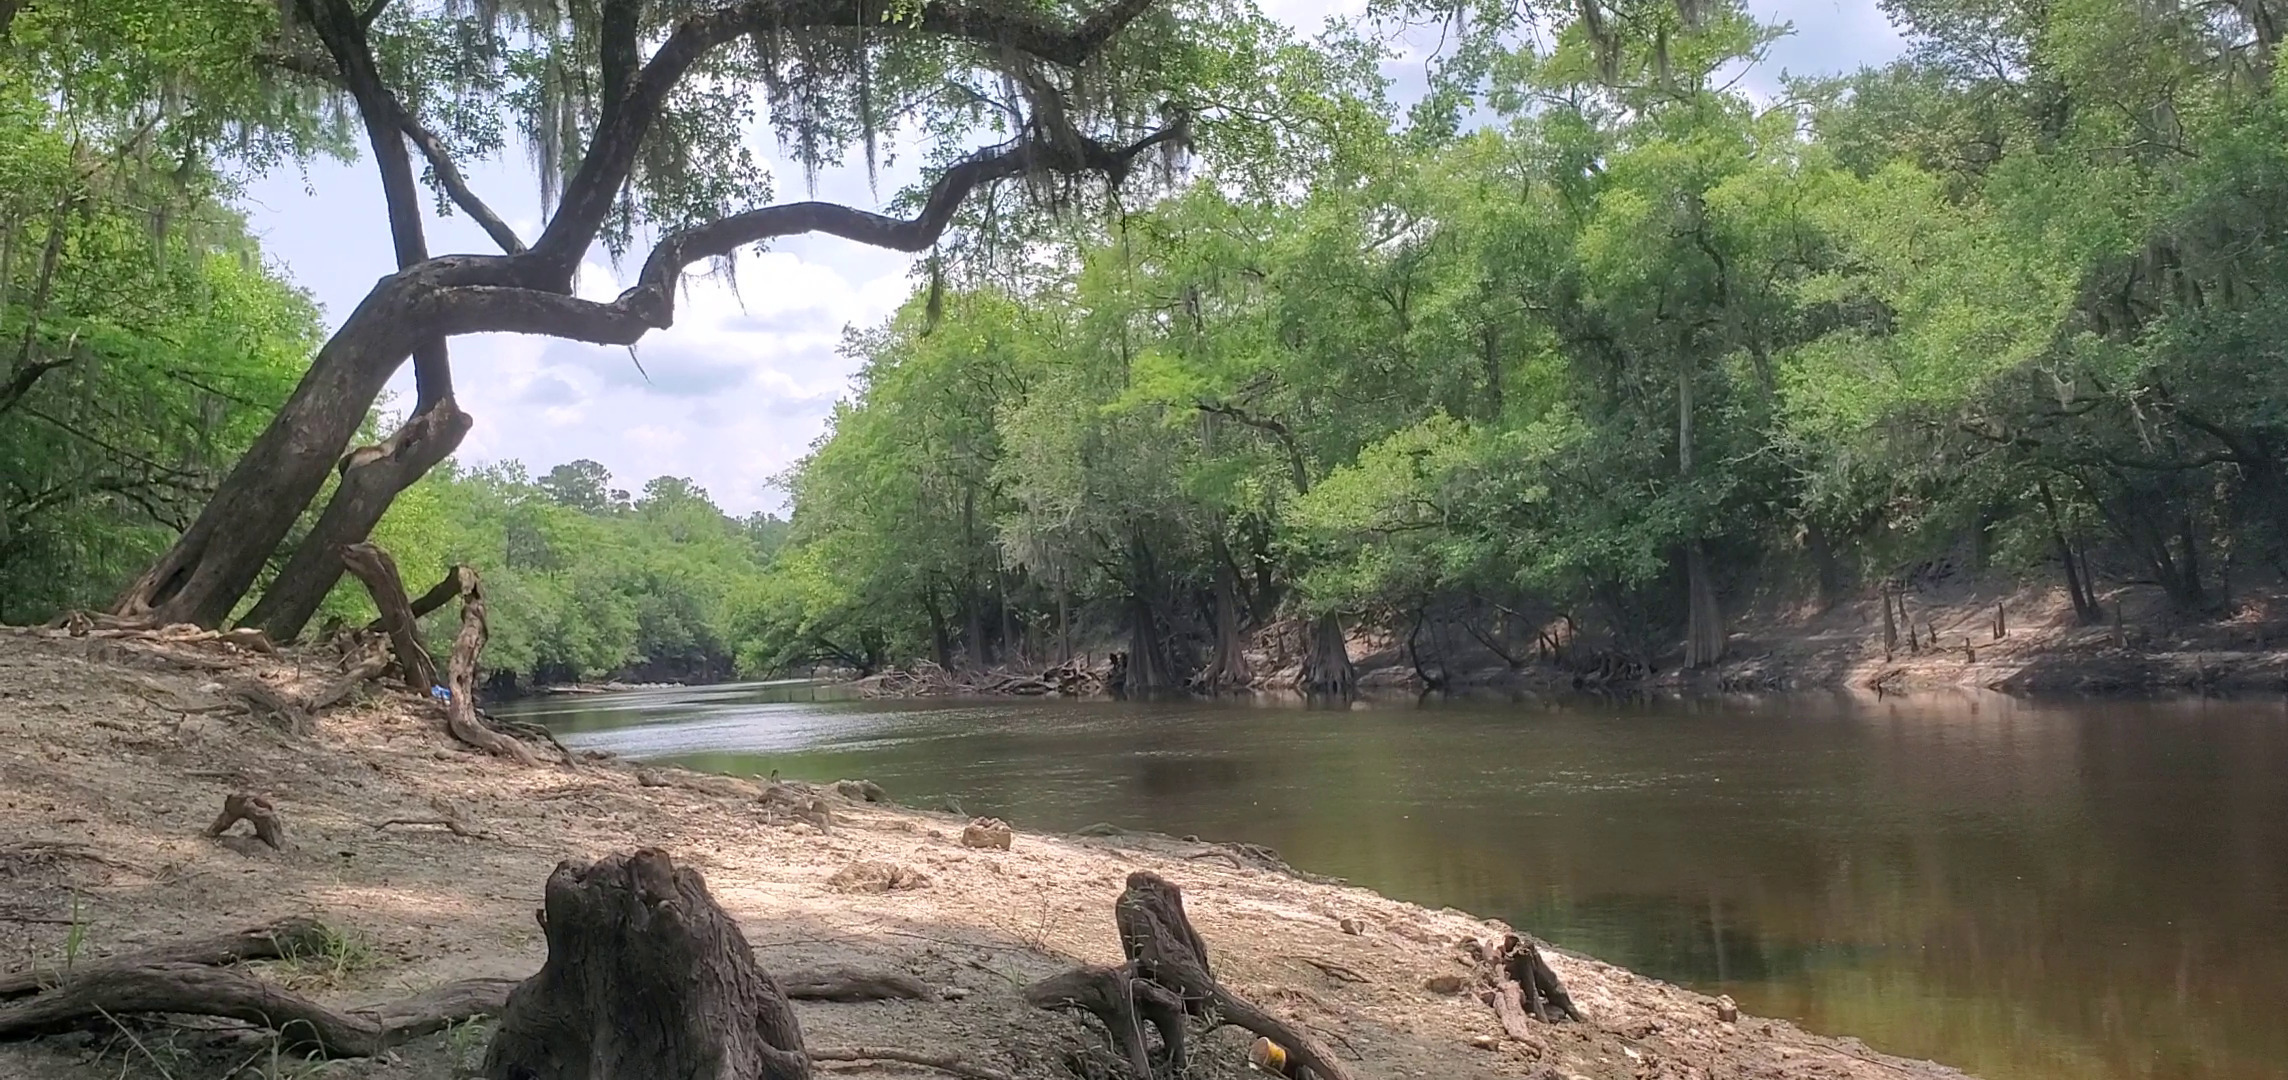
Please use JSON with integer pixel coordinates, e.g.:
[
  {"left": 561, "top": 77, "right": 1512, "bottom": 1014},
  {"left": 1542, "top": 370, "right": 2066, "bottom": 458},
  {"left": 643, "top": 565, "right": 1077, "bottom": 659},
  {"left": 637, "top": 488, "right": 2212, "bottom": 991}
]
[
  {"left": 529, "top": 0, "right": 1167, "bottom": 272},
  {"left": 440, "top": 118, "right": 1188, "bottom": 343}
]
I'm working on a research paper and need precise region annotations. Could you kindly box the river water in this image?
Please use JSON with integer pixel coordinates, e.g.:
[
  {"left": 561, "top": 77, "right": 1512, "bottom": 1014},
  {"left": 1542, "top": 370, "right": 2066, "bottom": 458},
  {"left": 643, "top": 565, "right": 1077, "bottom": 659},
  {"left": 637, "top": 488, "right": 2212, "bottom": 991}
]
[{"left": 500, "top": 686, "right": 2288, "bottom": 1080}]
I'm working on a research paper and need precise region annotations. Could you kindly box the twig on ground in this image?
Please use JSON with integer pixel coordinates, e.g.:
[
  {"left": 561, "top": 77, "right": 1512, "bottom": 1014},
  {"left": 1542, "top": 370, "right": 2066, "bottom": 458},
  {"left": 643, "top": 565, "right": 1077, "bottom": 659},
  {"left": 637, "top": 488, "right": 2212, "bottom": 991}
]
[{"left": 810, "top": 1045, "right": 1016, "bottom": 1080}]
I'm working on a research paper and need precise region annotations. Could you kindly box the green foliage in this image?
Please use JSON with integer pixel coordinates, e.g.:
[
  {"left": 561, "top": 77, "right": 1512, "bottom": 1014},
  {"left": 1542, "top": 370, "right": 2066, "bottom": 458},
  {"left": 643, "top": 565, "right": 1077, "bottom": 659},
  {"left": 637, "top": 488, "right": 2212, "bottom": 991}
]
[
  {"left": 366, "top": 460, "right": 786, "bottom": 684},
  {"left": 757, "top": 0, "right": 2288, "bottom": 673},
  {"left": 0, "top": 74, "right": 321, "bottom": 622}
]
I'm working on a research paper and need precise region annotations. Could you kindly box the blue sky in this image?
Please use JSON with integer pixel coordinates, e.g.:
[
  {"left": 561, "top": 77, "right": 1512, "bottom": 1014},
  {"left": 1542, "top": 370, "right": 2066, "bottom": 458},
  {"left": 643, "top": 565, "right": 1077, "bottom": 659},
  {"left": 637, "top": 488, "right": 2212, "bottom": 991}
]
[{"left": 239, "top": 0, "right": 1905, "bottom": 515}]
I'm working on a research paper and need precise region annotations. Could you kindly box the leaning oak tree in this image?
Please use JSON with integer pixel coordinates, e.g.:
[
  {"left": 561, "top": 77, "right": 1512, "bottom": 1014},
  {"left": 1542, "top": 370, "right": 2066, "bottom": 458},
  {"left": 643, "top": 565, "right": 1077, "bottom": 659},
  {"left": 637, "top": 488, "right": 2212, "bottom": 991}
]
[{"left": 108, "top": 0, "right": 1207, "bottom": 638}]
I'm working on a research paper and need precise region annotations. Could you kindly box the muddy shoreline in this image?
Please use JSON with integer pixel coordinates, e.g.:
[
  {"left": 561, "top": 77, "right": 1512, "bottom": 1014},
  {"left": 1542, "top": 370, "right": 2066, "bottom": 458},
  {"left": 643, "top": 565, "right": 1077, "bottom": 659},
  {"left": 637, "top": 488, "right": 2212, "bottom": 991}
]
[{"left": 0, "top": 627, "right": 1975, "bottom": 1079}]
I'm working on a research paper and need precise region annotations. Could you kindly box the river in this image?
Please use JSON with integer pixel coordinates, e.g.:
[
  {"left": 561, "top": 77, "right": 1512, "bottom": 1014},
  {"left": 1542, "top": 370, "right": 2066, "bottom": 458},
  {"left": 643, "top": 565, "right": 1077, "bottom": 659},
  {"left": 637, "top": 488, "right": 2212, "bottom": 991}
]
[{"left": 499, "top": 686, "right": 2288, "bottom": 1080}]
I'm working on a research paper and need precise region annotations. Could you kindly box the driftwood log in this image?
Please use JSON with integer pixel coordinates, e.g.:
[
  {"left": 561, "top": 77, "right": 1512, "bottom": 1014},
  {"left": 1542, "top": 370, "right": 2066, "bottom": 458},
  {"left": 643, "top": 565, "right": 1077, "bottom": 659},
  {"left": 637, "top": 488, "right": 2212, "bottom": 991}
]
[
  {"left": 483, "top": 848, "right": 811, "bottom": 1080},
  {"left": 1028, "top": 871, "right": 1356, "bottom": 1080}
]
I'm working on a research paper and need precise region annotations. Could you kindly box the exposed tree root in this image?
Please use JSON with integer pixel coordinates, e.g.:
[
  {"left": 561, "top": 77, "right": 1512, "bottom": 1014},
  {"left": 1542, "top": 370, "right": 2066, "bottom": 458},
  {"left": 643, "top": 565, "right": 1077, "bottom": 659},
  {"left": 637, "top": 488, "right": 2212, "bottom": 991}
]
[
  {"left": 0, "top": 917, "right": 327, "bottom": 999},
  {"left": 40, "top": 614, "right": 277, "bottom": 655},
  {"left": 221, "top": 637, "right": 392, "bottom": 733},
  {"left": 204, "top": 793, "right": 284, "bottom": 850},
  {"left": 1024, "top": 964, "right": 1187, "bottom": 1078},
  {"left": 303, "top": 636, "right": 394, "bottom": 712},
  {"left": 1029, "top": 871, "right": 1357, "bottom": 1080},
  {"left": 0, "top": 963, "right": 515, "bottom": 1054},
  {"left": 1475, "top": 933, "right": 1582, "bottom": 1026},
  {"left": 340, "top": 542, "right": 440, "bottom": 691},
  {"left": 372, "top": 797, "right": 492, "bottom": 839},
  {"left": 441, "top": 570, "right": 538, "bottom": 766}
]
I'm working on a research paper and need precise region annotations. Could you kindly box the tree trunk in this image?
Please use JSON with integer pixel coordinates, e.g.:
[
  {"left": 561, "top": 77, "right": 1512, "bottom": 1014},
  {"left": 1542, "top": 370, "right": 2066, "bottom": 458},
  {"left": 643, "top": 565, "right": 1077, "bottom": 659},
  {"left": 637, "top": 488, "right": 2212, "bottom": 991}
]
[
  {"left": 1125, "top": 593, "right": 1172, "bottom": 692},
  {"left": 1195, "top": 560, "right": 1252, "bottom": 692},
  {"left": 244, "top": 398, "right": 471, "bottom": 641},
  {"left": 109, "top": 275, "right": 436, "bottom": 629},
  {"left": 923, "top": 587, "right": 952, "bottom": 669},
  {"left": 997, "top": 568, "right": 1018, "bottom": 667},
  {"left": 964, "top": 596, "right": 987, "bottom": 671},
  {"left": 1678, "top": 368, "right": 1725, "bottom": 668},
  {"left": 1684, "top": 541, "right": 1726, "bottom": 668},
  {"left": 1805, "top": 519, "right": 1842, "bottom": 610},
  {"left": 1299, "top": 612, "right": 1354, "bottom": 696},
  {"left": 483, "top": 849, "right": 810, "bottom": 1080},
  {"left": 1056, "top": 580, "right": 1070, "bottom": 664}
]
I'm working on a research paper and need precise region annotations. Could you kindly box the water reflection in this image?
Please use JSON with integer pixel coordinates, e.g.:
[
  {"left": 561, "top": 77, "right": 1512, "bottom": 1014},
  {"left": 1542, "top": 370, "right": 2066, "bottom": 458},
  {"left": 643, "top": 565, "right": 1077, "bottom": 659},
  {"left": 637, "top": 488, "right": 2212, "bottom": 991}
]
[{"left": 502, "top": 688, "right": 2288, "bottom": 1080}]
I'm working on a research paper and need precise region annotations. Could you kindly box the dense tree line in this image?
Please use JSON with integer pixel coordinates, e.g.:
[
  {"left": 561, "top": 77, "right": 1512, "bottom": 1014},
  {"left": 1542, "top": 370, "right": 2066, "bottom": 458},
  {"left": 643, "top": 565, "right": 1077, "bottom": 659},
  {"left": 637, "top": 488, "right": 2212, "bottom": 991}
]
[
  {"left": 12, "top": 0, "right": 2288, "bottom": 693},
  {"left": 0, "top": 35, "right": 326, "bottom": 622},
  {"left": 369, "top": 460, "right": 788, "bottom": 686},
  {"left": 752, "top": 0, "right": 2288, "bottom": 686}
]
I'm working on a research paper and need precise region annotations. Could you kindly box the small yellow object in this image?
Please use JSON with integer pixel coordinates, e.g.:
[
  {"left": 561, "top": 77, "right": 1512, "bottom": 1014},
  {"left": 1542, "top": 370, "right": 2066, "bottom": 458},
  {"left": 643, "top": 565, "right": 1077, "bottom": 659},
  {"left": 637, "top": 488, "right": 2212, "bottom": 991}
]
[{"left": 1247, "top": 1036, "right": 1290, "bottom": 1074}]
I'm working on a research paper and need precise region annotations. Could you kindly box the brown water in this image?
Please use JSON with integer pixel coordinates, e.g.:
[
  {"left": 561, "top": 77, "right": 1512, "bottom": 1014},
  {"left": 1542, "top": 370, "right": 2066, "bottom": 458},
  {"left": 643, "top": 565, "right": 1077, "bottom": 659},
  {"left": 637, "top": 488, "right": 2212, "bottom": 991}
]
[{"left": 502, "top": 687, "right": 2288, "bottom": 1080}]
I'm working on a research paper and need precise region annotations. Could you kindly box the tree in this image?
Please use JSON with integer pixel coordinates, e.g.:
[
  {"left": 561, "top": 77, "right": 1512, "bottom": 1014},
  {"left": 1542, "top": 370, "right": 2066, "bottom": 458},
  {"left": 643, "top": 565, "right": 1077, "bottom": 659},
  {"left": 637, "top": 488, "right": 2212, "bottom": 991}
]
[
  {"left": 539, "top": 460, "right": 616, "bottom": 512},
  {"left": 104, "top": 0, "right": 1211, "bottom": 639},
  {"left": 0, "top": 60, "right": 321, "bottom": 622}
]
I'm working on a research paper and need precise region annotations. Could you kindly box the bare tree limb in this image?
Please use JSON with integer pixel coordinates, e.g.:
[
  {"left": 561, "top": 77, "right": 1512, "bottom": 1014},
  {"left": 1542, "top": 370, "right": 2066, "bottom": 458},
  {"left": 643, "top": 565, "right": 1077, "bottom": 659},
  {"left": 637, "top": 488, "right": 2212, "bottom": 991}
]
[
  {"left": 809, "top": 1046, "right": 1014, "bottom": 1080},
  {"left": 442, "top": 118, "right": 1188, "bottom": 344},
  {"left": 393, "top": 107, "right": 528, "bottom": 255},
  {"left": 529, "top": 0, "right": 1167, "bottom": 271}
]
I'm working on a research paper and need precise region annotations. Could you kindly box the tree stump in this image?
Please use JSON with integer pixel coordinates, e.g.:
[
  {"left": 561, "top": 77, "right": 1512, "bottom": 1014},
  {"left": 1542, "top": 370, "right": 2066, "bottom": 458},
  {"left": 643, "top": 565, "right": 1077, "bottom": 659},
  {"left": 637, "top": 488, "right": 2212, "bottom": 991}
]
[{"left": 482, "top": 848, "right": 809, "bottom": 1080}]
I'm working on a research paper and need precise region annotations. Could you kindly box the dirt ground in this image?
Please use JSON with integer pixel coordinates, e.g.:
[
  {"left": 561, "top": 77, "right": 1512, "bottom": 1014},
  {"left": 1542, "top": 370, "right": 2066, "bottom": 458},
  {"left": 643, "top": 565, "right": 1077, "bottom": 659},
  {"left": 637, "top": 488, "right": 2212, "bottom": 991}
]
[{"left": 0, "top": 627, "right": 1973, "bottom": 1080}]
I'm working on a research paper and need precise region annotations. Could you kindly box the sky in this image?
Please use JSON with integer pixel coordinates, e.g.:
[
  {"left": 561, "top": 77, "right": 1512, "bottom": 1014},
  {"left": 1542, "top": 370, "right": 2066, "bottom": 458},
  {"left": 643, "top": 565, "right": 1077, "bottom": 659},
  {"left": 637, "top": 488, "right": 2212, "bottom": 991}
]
[{"left": 238, "top": 0, "right": 1907, "bottom": 516}]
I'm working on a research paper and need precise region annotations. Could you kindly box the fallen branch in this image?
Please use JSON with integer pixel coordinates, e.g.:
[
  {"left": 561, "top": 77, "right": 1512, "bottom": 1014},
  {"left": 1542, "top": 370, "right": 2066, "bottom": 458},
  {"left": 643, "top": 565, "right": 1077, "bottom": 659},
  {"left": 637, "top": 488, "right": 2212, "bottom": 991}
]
[
  {"left": 1281, "top": 955, "right": 1368, "bottom": 984},
  {"left": 778, "top": 967, "right": 936, "bottom": 1002},
  {"left": 809, "top": 1046, "right": 1015, "bottom": 1080},
  {"left": 0, "top": 963, "right": 515, "bottom": 1054},
  {"left": 0, "top": 917, "right": 328, "bottom": 999},
  {"left": 372, "top": 798, "right": 492, "bottom": 839}
]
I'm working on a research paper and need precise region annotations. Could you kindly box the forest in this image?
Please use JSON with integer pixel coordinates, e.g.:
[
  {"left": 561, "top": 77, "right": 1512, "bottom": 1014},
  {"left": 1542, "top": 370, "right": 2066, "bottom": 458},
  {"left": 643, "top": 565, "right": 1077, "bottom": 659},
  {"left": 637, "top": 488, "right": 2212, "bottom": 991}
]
[{"left": 5, "top": 0, "right": 2287, "bottom": 691}]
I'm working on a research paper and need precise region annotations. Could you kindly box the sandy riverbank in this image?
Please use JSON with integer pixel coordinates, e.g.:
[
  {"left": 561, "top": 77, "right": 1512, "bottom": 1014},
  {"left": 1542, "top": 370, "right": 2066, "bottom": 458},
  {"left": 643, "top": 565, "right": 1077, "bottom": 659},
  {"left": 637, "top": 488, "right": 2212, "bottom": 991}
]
[{"left": 0, "top": 627, "right": 1972, "bottom": 1080}]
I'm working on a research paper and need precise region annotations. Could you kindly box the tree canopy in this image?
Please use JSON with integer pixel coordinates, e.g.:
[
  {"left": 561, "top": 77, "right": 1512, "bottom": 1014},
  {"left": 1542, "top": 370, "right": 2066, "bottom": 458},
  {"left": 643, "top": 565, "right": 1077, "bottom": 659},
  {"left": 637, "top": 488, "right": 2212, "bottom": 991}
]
[
  {"left": 745, "top": 0, "right": 2288, "bottom": 682},
  {"left": 10, "top": 0, "right": 2288, "bottom": 688}
]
